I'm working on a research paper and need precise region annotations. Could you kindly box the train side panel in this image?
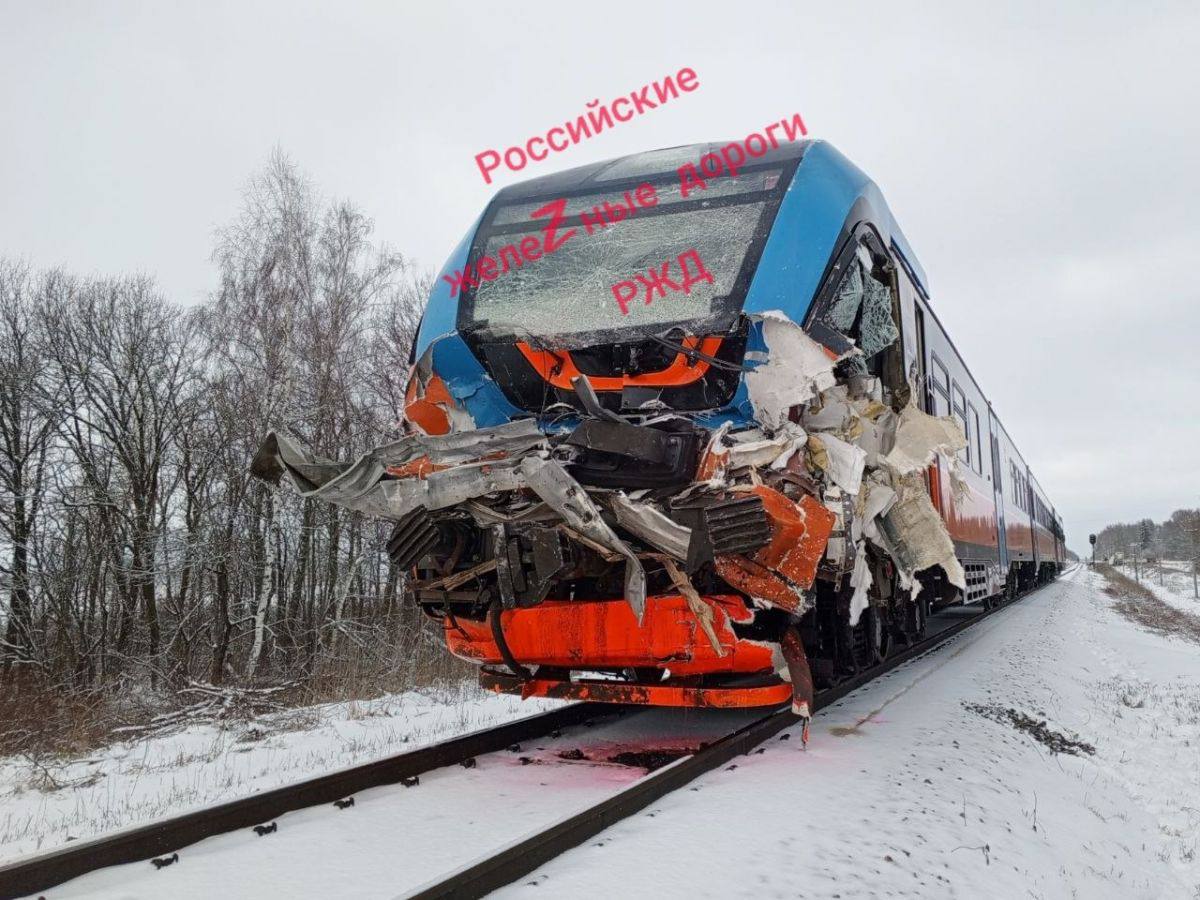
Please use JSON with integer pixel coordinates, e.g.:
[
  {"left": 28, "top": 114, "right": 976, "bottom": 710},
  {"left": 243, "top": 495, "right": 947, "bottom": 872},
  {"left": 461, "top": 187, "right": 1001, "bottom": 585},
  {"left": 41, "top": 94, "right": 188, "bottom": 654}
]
[
  {"left": 992, "top": 417, "right": 1035, "bottom": 571},
  {"left": 1027, "top": 470, "right": 1061, "bottom": 574},
  {"left": 893, "top": 261, "right": 1001, "bottom": 603}
]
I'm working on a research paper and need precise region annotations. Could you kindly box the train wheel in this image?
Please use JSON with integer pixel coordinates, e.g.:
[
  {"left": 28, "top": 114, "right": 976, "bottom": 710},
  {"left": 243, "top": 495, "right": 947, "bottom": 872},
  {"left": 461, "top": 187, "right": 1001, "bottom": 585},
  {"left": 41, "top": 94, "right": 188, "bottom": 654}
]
[
  {"left": 912, "top": 595, "right": 928, "bottom": 641},
  {"left": 863, "top": 605, "right": 890, "bottom": 665},
  {"left": 899, "top": 595, "right": 926, "bottom": 644},
  {"left": 853, "top": 608, "right": 878, "bottom": 669},
  {"left": 841, "top": 619, "right": 862, "bottom": 679}
]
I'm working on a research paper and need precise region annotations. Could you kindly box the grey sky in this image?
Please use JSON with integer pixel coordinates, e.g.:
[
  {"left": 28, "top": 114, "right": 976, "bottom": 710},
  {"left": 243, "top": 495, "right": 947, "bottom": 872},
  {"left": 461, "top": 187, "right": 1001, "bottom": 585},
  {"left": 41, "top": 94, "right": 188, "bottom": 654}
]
[{"left": 2, "top": 0, "right": 1198, "bottom": 553}]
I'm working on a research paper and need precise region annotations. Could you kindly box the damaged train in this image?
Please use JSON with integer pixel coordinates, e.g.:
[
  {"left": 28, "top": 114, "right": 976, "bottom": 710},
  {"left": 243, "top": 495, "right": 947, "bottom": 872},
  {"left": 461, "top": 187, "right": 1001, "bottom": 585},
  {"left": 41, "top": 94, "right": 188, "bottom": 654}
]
[{"left": 251, "top": 140, "right": 1066, "bottom": 723}]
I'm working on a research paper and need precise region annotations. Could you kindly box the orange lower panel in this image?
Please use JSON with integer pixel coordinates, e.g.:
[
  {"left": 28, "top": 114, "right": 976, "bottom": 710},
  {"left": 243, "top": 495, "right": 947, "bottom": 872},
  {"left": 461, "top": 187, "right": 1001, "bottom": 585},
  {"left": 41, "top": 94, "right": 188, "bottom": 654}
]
[
  {"left": 444, "top": 594, "right": 773, "bottom": 678},
  {"left": 479, "top": 668, "right": 793, "bottom": 708},
  {"left": 711, "top": 488, "right": 835, "bottom": 613}
]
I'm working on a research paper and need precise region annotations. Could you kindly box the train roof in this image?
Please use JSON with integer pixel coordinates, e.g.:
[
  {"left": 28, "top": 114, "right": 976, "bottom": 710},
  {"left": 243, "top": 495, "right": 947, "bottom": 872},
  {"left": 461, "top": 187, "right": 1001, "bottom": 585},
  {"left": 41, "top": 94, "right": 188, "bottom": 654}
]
[{"left": 490, "top": 140, "right": 809, "bottom": 203}]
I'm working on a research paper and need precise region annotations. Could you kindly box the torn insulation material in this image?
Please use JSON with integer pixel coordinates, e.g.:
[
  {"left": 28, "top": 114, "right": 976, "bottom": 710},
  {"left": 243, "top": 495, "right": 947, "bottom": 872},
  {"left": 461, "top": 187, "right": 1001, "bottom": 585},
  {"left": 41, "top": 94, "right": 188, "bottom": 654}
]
[
  {"left": 807, "top": 432, "right": 866, "bottom": 496},
  {"left": 880, "top": 404, "right": 967, "bottom": 476},
  {"left": 848, "top": 546, "right": 874, "bottom": 627},
  {"left": 879, "top": 472, "right": 967, "bottom": 591},
  {"left": 745, "top": 312, "right": 840, "bottom": 430}
]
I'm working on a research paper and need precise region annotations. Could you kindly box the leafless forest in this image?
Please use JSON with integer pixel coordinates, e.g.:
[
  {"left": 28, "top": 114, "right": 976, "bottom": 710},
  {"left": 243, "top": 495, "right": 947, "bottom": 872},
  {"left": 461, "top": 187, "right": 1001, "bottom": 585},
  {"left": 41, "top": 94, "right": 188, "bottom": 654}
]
[
  {"left": 1092, "top": 510, "right": 1200, "bottom": 565},
  {"left": 0, "top": 153, "right": 458, "bottom": 747}
]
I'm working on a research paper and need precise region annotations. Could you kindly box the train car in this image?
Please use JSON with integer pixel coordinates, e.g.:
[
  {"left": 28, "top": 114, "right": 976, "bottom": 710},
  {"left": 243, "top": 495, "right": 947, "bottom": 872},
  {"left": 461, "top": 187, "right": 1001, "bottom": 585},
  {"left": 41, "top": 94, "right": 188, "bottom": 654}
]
[
  {"left": 894, "top": 266, "right": 1003, "bottom": 608},
  {"left": 992, "top": 413, "right": 1039, "bottom": 593},
  {"left": 252, "top": 139, "right": 1064, "bottom": 713},
  {"left": 1028, "top": 469, "right": 1065, "bottom": 580}
]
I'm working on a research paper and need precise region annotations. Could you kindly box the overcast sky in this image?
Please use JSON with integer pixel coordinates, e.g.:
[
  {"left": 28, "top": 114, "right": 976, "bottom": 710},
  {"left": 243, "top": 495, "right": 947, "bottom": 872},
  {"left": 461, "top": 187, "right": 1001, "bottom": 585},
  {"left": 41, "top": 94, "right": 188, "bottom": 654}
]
[{"left": 2, "top": 0, "right": 1198, "bottom": 553}]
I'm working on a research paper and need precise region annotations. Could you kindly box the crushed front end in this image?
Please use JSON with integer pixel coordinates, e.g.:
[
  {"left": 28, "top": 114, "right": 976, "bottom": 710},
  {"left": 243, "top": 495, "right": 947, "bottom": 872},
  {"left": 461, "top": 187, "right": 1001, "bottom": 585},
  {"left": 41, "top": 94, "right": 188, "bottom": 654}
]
[{"left": 249, "top": 141, "right": 972, "bottom": 721}]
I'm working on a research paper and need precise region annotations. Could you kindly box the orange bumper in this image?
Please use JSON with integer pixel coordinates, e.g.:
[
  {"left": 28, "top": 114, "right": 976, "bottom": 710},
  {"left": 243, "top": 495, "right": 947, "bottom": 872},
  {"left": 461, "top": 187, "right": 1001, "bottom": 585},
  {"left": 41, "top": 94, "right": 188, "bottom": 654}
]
[
  {"left": 444, "top": 594, "right": 774, "bottom": 678},
  {"left": 479, "top": 668, "right": 793, "bottom": 708}
]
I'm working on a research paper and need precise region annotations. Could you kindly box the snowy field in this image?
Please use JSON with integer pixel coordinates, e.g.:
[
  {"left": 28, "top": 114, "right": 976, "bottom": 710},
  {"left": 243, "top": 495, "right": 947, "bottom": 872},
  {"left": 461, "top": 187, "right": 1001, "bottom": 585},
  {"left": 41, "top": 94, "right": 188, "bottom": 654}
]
[
  {"left": 0, "top": 683, "right": 560, "bottom": 865},
  {"left": 1142, "top": 560, "right": 1200, "bottom": 617},
  {"left": 8, "top": 565, "right": 1200, "bottom": 899}
]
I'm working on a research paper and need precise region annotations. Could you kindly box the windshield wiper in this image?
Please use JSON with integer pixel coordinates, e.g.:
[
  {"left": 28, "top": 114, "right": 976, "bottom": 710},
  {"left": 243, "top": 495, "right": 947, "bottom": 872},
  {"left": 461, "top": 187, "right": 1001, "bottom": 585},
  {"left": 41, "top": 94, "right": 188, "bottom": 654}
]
[{"left": 651, "top": 315, "right": 749, "bottom": 373}]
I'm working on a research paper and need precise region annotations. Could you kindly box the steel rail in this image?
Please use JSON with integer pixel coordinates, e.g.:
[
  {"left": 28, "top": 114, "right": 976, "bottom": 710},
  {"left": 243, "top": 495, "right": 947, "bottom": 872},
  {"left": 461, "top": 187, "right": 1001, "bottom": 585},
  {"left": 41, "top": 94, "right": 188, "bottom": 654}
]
[
  {"left": 0, "top": 701, "right": 622, "bottom": 900},
  {"left": 407, "top": 580, "right": 1052, "bottom": 899}
]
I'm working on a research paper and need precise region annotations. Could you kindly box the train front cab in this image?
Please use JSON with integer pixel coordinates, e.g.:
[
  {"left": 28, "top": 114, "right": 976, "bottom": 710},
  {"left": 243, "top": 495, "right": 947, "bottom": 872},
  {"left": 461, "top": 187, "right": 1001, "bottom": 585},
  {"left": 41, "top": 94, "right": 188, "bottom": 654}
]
[{"left": 413, "top": 140, "right": 1059, "bottom": 708}]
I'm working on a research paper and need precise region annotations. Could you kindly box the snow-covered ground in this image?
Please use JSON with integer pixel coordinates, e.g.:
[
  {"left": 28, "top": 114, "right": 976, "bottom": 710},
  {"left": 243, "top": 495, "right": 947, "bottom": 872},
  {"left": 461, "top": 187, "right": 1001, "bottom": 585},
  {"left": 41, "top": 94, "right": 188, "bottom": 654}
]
[
  {"left": 1140, "top": 560, "right": 1200, "bottom": 617},
  {"left": 0, "top": 682, "right": 560, "bottom": 865},
  {"left": 501, "top": 565, "right": 1200, "bottom": 899},
  {"left": 10, "top": 565, "right": 1200, "bottom": 899}
]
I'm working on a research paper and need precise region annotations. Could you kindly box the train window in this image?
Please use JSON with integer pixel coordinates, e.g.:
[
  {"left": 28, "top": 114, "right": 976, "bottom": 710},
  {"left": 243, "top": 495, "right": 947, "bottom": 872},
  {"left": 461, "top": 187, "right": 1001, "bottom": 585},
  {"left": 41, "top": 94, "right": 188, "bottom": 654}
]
[
  {"left": 931, "top": 355, "right": 949, "bottom": 396},
  {"left": 913, "top": 304, "right": 929, "bottom": 412},
  {"left": 928, "top": 357, "right": 950, "bottom": 417},
  {"left": 969, "top": 405, "right": 983, "bottom": 475},
  {"left": 951, "top": 383, "right": 969, "bottom": 467},
  {"left": 817, "top": 244, "right": 900, "bottom": 380}
]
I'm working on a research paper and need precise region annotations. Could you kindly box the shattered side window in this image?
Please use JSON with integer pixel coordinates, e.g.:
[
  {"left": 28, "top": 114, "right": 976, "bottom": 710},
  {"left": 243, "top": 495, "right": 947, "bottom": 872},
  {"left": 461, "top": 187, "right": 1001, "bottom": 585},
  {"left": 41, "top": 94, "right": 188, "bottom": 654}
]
[
  {"left": 825, "top": 263, "right": 864, "bottom": 332},
  {"left": 818, "top": 249, "right": 900, "bottom": 376},
  {"left": 860, "top": 273, "right": 900, "bottom": 357}
]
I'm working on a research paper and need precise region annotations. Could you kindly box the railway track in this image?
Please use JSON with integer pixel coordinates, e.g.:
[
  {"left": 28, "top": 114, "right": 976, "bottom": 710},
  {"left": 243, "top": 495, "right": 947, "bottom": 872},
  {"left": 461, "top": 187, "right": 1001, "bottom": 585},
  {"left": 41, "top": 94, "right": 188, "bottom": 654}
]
[
  {"left": 0, "top": 577, "right": 1056, "bottom": 900},
  {"left": 0, "top": 702, "right": 621, "bottom": 899},
  {"left": 408, "top": 583, "right": 1045, "bottom": 898}
]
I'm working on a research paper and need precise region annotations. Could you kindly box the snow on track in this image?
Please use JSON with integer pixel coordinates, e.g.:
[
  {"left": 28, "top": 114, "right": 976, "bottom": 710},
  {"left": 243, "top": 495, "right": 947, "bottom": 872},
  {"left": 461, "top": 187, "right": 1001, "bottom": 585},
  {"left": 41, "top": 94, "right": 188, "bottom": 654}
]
[
  {"left": 37, "top": 707, "right": 763, "bottom": 899},
  {"left": 494, "top": 568, "right": 1200, "bottom": 899}
]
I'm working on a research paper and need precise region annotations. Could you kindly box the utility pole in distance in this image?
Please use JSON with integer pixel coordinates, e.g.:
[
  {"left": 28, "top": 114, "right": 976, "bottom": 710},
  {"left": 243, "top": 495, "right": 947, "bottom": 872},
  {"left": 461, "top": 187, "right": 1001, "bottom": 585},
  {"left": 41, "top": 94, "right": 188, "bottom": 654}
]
[{"left": 1186, "top": 509, "right": 1200, "bottom": 600}]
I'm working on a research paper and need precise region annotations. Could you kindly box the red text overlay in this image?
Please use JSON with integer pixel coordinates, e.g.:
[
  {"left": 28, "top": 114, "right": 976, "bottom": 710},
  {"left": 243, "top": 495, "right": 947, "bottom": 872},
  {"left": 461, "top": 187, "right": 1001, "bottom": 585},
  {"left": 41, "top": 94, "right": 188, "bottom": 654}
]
[
  {"left": 678, "top": 114, "right": 807, "bottom": 196},
  {"left": 445, "top": 112, "right": 808, "bottom": 300},
  {"left": 474, "top": 68, "right": 701, "bottom": 185},
  {"left": 611, "top": 250, "right": 714, "bottom": 315}
]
